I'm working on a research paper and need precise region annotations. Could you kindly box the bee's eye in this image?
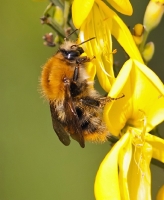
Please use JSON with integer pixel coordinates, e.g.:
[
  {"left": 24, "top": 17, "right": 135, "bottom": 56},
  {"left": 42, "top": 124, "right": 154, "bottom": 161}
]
[
  {"left": 60, "top": 49, "right": 76, "bottom": 59},
  {"left": 67, "top": 51, "right": 80, "bottom": 59},
  {"left": 77, "top": 47, "right": 84, "bottom": 54},
  {"left": 70, "top": 46, "right": 84, "bottom": 55},
  {"left": 67, "top": 47, "right": 84, "bottom": 60},
  {"left": 60, "top": 49, "right": 68, "bottom": 56},
  {"left": 60, "top": 46, "right": 84, "bottom": 60}
]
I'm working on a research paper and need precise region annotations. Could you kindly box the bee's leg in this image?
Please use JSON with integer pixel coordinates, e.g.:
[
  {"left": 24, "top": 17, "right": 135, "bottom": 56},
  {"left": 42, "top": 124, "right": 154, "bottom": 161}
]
[
  {"left": 76, "top": 55, "right": 95, "bottom": 65},
  {"left": 76, "top": 56, "right": 91, "bottom": 65},
  {"left": 72, "top": 57, "right": 89, "bottom": 82},
  {"left": 73, "top": 56, "right": 95, "bottom": 82},
  {"left": 98, "top": 94, "right": 125, "bottom": 107},
  {"left": 73, "top": 65, "right": 79, "bottom": 82},
  {"left": 81, "top": 94, "right": 125, "bottom": 108},
  {"left": 71, "top": 66, "right": 83, "bottom": 97},
  {"left": 80, "top": 98, "right": 101, "bottom": 108},
  {"left": 107, "top": 135, "right": 119, "bottom": 144}
]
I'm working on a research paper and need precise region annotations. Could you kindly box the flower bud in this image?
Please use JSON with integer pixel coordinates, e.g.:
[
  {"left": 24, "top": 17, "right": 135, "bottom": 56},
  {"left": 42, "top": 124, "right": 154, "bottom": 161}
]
[
  {"left": 142, "top": 42, "right": 155, "bottom": 62},
  {"left": 132, "top": 24, "right": 144, "bottom": 45},
  {"left": 43, "top": 33, "right": 56, "bottom": 47},
  {"left": 144, "top": 0, "right": 164, "bottom": 32},
  {"left": 133, "top": 23, "right": 145, "bottom": 37}
]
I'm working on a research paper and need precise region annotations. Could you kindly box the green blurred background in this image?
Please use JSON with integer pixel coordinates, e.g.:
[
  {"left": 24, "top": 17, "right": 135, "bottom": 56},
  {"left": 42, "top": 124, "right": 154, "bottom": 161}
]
[{"left": 0, "top": 0, "right": 164, "bottom": 200}]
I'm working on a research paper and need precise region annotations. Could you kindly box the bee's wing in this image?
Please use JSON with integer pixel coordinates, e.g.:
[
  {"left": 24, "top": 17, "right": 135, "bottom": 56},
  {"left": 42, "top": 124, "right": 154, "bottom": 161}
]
[
  {"left": 50, "top": 103, "right": 71, "bottom": 146},
  {"left": 64, "top": 81, "right": 85, "bottom": 148}
]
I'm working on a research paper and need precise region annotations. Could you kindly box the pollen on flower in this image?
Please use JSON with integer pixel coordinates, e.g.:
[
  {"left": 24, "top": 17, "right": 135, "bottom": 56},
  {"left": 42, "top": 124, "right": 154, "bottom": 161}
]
[{"left": 112, "top": 49, "right": 117, "bottom": 54}]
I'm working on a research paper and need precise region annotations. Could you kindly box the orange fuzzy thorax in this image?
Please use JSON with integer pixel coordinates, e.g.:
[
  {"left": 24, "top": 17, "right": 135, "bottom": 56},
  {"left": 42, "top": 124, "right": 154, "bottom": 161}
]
[{"left": 41, "top": 53, "right": 74, "bottom": 102}]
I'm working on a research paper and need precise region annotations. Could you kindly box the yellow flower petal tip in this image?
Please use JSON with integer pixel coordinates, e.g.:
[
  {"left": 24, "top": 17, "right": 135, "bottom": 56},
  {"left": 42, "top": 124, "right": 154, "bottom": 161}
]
[
  {"left": 156, "top": 185, "right": 164, "bottom": 200},
  {"left": 106, "top": 0, "right": 133, "bottom": 15},
  {"left": 72, "top": 0, "right": 94, "bottom": 28}
]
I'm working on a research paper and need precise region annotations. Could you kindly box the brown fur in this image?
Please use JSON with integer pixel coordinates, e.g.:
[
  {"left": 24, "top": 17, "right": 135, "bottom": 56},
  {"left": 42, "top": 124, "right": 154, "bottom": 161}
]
[{"left": 40, "top": 40, "right": 112, "bottom": 147}]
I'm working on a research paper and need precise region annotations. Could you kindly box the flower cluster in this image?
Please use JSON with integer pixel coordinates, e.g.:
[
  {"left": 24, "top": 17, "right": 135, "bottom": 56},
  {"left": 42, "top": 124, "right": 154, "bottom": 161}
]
[
  {"left": 40, "top": 0, "right": 164, "bottom": 199},
  {"left": 73, "top": 0, "right": 164, "bottom": 199}
]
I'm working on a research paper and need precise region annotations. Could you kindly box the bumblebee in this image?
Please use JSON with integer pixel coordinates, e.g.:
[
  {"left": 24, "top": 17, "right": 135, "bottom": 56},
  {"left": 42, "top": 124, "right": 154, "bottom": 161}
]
[{"left": 41, "top": 38, "right": 123, "bottom": 148}]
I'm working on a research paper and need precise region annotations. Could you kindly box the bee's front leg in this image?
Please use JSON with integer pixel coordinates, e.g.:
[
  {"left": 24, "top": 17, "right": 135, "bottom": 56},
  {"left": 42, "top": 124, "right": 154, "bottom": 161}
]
[
  {"left": 76, "top": 56, "right": 91, "bottom": 64},
  {"left": 76, "top": 56, "right": 95, "bottom": 65},
  {"left": 73, "top": 65, "right": 79, "bottom": 82},
  {"left": 72, "top": 57, "right": 89, "bottom": 82},
  {"left": 73, "top": 56, "right": 95, "bottom": 82}
]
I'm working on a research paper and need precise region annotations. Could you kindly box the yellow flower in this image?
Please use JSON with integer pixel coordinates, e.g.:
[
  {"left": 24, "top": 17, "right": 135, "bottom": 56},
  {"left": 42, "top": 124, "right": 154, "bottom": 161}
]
[
  {"left": 71, "top": 2, "right": 164, "bottom": 199},
  {"left": 95, "top": 129, "right": 164, "bottom": 200},
  {"left": 104, "top": 59, "right": 164, "bottom": 135},
  {"left": 94, "top": 59, "right": 164, "bottom": 200},
  {"left": 72, "top": 0, "right": 133, "bottom": 28},
  {"left": 72, "top": 0, "right": 142, "bottom": 92},
  {"left": 41, "top": 1, "right": 164, "bottom": 199}
]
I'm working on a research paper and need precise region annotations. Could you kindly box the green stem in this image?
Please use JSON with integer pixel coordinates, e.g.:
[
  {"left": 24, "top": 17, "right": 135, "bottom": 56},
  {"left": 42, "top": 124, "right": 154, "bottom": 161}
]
[
  {"left": 41, "top": 16, "right": 65, "bottom": 38},
  {"left": 50, "top": 0, "right": 63, "bottom": 9},
  {"left": 43, "top": 2, "right": 54, "bottom": 16},
  {"left": 47, "top": 17, "right": 65, "bottom": 38},
  {"left": 139, "top": 30, "right": 149, "bottom": 53},
  {"left": 63, "top": 1, "right": 71, "bottom": 30}
]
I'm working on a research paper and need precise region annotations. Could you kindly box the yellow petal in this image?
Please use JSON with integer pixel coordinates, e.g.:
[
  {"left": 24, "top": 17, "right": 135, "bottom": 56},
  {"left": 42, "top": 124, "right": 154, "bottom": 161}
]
[
  {"left": 103, "top": 59, "right": 134, "bottom": 136},
  {"left": 85, "top": 60, "right": 96, "bottom": 81},
  {"left": 78, "top": 2, "right": 115, "bottom": 92},
  {"left": 94, "top": 132, "right": 130, "bottom": 200},
  {"left": 127, "top": 129, "right": 152, "bottom": 200},
  {"left": 72, "top": 0, "right": 94, "bottom": 28},
  {"left": 79, "top": 24, "right": 112, "bottom": 92},
  {"left": 118, "top": 132, "right": 132, "bottom": 200},
  {"left": 96, "top": 0, "right": 143, "bottom": 63},
  {"left": 104, "top": 59, "right": 164, "bottom": 136},
  {"left": 146, "top": 133, "right": 164, "bottom": 162},
  {"left": 106, "top": 0, "right": 133, "bottom": 15},
  {"left": 156, "top": 185, "right": 164, "bottom": 200},
  {"left": 132, "top": 60, "right": 164, "bottom": 132}
]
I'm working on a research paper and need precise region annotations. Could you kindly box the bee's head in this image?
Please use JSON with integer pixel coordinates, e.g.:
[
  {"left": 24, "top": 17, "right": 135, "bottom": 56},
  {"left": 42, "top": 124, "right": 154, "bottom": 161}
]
[
  {"left": 59, "top": 44, "right": 84, "bottom": 61},
  {"left": 58, "top": 36, "right": 95, "bottom": 61}
]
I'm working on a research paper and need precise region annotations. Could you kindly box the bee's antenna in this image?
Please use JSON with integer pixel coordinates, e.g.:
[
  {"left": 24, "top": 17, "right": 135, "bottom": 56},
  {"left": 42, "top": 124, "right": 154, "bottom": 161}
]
[
  {"left": 65, "top": 29, "right": 78, "bottom": 41},
  {"left": 78, "top": 37, "right": 96, "bottom": 45}
]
